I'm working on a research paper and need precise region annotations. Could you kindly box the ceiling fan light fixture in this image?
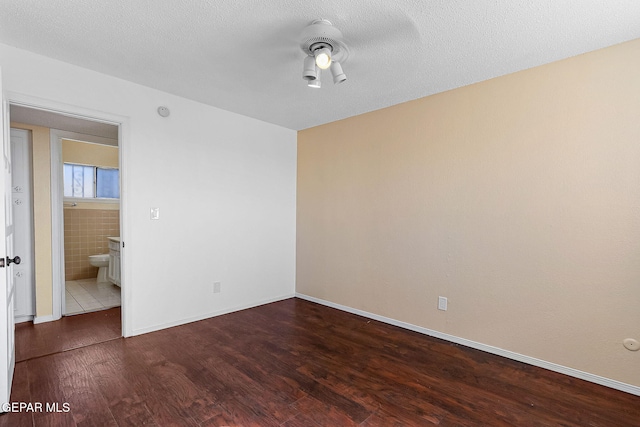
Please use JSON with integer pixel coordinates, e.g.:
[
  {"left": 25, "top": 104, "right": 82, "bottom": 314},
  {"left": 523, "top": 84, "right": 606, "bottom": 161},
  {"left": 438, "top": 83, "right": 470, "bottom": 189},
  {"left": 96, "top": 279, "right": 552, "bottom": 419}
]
[
  {"left": 330, "top": 61, "right": 346, "bottom": 84},
  {"left": 308, "top": 73, "right": 321, "bottom": 88},
  {"left": 314, "top": 47, "right": 332, "bottom": 70},
  {"left": 308, "top": 67, "right": 322, "bottom": 88},
  {"left": 302, "top": 56, "right": 317, "bottom": 81},
  {"left": 299, "top": 19, "right": 349, "bottom": 89}
]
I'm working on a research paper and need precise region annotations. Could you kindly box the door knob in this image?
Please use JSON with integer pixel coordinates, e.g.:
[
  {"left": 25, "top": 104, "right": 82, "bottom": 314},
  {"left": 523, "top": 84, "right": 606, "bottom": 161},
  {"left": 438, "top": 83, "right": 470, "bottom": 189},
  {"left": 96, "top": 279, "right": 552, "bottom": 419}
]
[{"left": 6, "top": 256, "right": 20, "bottom": 266}]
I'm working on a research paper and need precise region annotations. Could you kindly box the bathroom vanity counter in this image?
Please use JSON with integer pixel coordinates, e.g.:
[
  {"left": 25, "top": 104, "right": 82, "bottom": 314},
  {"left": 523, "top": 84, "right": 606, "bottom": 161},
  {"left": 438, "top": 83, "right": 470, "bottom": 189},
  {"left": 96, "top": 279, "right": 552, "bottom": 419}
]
[{"left": 107, "top": 237, "right": 121, "bottom": 287}]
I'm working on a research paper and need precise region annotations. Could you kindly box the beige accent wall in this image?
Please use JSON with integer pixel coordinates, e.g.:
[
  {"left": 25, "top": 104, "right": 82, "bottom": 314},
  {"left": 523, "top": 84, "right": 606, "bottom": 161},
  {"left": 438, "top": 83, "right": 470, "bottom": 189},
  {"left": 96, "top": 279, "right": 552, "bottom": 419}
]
[
  {"left": 10, "top": 123, "right": 53, "bottom": 318},
  {"left": 62, "top": 139, "right": 118, "bottom": 167},
  {"left": 297, "top": 39, "right": 640, "bottom": 387}
]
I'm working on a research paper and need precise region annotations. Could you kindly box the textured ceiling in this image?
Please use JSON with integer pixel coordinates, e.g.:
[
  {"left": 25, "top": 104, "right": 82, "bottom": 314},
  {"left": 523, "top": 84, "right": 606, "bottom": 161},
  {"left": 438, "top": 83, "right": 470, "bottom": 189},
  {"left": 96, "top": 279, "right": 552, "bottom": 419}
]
[{"left": 1, "top": 1, "right": 639, "bottom": 130}]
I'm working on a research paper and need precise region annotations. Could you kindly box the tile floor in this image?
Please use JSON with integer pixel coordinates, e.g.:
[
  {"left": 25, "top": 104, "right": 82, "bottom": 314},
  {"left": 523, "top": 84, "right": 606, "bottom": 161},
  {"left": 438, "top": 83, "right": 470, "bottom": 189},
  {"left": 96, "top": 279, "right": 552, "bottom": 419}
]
[{"left": 65, "top": 278, "right": 121, "bottom": 315}]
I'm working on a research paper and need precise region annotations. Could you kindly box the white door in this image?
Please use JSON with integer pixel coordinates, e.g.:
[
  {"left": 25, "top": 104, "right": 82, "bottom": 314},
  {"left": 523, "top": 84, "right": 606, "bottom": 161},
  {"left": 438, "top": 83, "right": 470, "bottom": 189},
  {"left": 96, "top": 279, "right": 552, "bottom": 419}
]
[
  {"left": 0, "top": 68, "right": 16, "bottom": 406},
  {"left": 10, "top": 128, "right": 34, "bottom": 323}
]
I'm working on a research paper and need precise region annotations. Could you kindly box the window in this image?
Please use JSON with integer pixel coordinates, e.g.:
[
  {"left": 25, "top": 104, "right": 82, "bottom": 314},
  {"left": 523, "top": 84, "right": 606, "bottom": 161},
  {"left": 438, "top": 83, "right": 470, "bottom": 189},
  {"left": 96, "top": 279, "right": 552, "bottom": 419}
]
[
  {"left": 96, "top": 167, "right": 119, "bottom": 198},
  {"left": 63, "top": 163, "right": 119, "bottom": 200}
]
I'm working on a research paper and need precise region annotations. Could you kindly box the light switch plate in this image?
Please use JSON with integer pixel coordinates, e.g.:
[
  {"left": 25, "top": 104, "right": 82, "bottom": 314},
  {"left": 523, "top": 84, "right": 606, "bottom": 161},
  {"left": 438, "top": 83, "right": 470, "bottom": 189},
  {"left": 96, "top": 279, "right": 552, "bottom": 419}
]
[{"left": 150, "top": 207, "right": 160, "bottom": 220}]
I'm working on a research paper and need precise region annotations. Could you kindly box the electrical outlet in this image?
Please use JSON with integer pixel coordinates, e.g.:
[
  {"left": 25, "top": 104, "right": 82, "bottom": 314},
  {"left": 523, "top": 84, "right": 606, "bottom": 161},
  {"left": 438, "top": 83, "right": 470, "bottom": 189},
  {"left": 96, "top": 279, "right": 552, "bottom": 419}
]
[
  {"left": 213, "top": 282, "right": 221, "bottom": 294},
  {"left": 438, "top": 296, "right": 448, "bottom": 311}
]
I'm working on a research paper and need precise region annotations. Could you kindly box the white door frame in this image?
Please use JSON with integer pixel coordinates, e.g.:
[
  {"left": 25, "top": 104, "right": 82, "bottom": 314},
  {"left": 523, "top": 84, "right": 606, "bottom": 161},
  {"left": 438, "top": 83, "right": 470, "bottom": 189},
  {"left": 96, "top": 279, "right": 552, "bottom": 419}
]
[{"left": 6, "top": 92, "right": 132, "bottom": 337}]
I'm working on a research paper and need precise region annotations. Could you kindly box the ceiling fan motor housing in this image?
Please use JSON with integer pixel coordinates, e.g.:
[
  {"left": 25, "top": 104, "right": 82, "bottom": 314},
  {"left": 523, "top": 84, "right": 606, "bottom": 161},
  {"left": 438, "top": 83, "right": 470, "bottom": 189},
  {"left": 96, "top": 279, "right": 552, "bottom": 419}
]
[{"left": 300, "top": 19, "right": 349, "bottom": 63}]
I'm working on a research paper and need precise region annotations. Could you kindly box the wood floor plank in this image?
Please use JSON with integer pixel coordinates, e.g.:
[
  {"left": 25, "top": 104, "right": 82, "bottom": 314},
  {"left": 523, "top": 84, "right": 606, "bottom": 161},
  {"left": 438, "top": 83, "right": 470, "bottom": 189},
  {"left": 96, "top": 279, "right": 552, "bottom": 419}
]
[
  {"left": 212, "top": 341, "right": 308, "bottom": 404},
  {"left": 115, "top": 339, "right": 202, "bottom": 427},
  {"left": 207, "top": 308, "right": 379, "bottom": 423},
  {"left": 0, "top": 362, "right": 33, "bottom": 427},
  {"left": 4, "top": 297, "right": 639, "bottom": 425},
  {"left": 198, "top": 399, "right": 275, "bottom": 427},
  {"left": 280, "top": 412, "right": 324, "bottom": 427},
  {"left": 129, "top": 331, "right": 241, "bottom": 425},
  {"left": 27, "top": 356, "right": 77, "bottom": 427},
  {"left": 50, "top": 345, "right": 123, "bottom": 427},
  {"left": 15, "top": 307, "right": 121, "bottom": 362},
  {"left": 70, "top": 342, "right": 157, "bottom": 427},
  {"left": 217, "top": 335, "right": 374, "bottom": 424},
  {"left": 198, "top": 353, "right": 294, "bottom": 425},
  {"left": 290, "top": 395, "right": 360, "bottom": 427},
  {"left": 84, "top": 342, "right": 159, "bottom": 427}
]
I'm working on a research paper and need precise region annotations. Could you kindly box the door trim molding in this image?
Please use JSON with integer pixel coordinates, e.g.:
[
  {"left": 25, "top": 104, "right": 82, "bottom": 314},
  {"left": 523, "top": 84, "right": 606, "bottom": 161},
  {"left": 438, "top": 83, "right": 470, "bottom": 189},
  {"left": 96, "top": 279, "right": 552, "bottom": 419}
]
[
  {"left": 50, "top": 132, "right": 63, "bottom": 321},
  {"left": 33, "top": 314, "right": 56, "bottom": 324}
]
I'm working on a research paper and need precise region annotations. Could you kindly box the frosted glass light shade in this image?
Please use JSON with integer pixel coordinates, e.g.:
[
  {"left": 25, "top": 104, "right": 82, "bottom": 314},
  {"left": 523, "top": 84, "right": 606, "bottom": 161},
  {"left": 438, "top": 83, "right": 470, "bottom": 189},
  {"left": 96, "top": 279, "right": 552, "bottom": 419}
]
[{"left": 314, "top": 48, "right": 332, "bottom": 69}]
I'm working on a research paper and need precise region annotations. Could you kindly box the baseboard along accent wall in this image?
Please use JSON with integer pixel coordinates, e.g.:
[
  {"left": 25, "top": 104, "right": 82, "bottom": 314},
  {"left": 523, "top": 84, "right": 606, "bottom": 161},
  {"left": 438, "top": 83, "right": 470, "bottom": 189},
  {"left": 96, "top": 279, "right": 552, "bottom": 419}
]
[{"left": 295, "top": 293, "right": 640, "bottom": 397}]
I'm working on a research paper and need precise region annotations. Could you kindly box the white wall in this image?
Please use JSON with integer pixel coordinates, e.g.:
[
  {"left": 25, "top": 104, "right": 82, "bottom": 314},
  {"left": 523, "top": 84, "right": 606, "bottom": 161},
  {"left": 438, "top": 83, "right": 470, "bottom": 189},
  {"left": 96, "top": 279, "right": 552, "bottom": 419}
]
[{"left": 0, "top": 43, "right": 297, "bottom": 336}]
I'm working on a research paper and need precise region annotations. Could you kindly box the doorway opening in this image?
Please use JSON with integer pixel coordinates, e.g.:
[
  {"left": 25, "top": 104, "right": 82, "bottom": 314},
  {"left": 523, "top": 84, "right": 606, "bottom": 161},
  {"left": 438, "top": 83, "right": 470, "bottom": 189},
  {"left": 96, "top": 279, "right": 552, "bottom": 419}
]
[
  {"left": 61, "top": 138, "right": 121, "bottom": 315},
  {"left": 9, "top": 103, "right": 124, "bottom": 338}
]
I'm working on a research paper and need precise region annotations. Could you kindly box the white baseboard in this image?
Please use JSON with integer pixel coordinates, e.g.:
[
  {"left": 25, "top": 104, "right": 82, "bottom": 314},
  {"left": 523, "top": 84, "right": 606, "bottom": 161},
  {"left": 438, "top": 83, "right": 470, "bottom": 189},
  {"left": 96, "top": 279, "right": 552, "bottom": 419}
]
[
  {"left": 295, "top": 293, "right": 640, "bottom": 397},
  {"left": 14, "top": 315, "right": 34, "bottom": 324},
  {"left": 33, "top": 314, "right": 59, "bottom": 325},
  {"left": 130, "top": 293, "right": 295, "bottom": 337}
]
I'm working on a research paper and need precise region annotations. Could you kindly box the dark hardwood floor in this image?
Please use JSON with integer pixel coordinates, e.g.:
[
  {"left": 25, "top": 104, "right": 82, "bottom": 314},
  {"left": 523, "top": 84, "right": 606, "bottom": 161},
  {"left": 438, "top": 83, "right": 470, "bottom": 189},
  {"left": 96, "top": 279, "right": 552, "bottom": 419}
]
[
  {"left": 15, "top": 307, "right": 122, "bottom": 362},
  {"left": 3, "top": 298, "right": 639, "bottom": 426}
]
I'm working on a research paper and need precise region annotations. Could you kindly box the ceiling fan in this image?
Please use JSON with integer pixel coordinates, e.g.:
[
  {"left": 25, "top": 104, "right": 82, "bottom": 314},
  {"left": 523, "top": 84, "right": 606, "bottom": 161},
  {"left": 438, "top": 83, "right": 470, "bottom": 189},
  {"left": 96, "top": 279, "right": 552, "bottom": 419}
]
[{"left": 299, "top": 19, "right": 349, "bottom": 88}]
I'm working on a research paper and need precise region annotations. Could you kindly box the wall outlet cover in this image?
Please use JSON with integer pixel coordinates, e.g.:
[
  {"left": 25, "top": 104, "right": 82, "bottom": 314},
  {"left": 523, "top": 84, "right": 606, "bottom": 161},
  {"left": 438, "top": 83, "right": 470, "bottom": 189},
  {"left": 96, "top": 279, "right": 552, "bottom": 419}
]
[{"left": 438, "top": 296, "right": 448, "bottom": 311}]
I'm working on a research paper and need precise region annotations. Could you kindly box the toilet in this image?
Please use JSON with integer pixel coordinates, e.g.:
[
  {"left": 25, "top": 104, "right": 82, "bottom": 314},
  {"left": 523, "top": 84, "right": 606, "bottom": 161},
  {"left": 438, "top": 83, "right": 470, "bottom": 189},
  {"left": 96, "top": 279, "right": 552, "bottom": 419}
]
[{"left": 88, "top": 254, "right": 110, "bottom": 283}]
